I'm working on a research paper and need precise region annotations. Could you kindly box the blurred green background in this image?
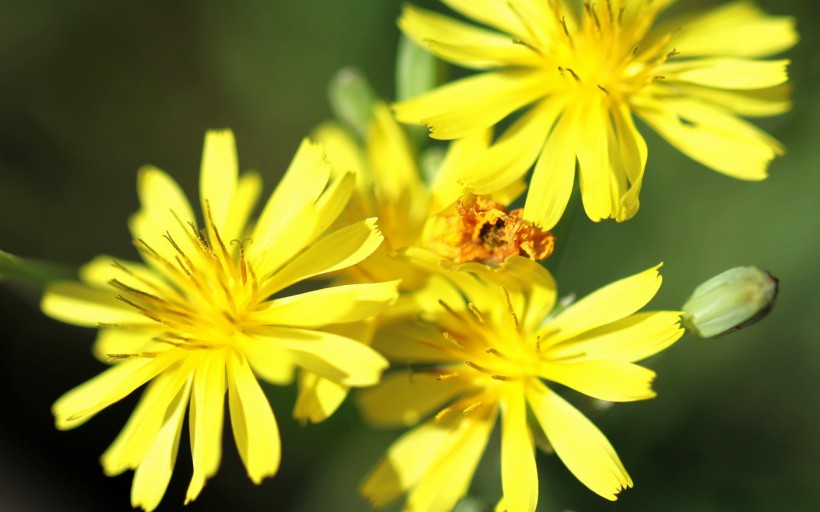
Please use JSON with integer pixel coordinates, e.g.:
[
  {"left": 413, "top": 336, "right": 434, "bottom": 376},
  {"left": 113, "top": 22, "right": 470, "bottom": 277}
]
[{"left": 1, "top": 0, "right": 818, "bottom": 510}]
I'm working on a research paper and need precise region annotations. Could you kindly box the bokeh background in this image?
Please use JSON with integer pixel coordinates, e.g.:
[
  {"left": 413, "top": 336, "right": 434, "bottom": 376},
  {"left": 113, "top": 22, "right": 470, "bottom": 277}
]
[{"left": 1, "top": 0, "right": 818, "bottom": 510}]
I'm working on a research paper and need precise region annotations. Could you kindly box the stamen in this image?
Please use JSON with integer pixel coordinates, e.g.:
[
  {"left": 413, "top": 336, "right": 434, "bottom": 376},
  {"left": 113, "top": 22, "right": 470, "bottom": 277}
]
[
  {"left": 506, "top": 1, "right": 541, "bottom": 44},
  {"left": 467, "top": 303, "right": 485, "bottom": 323},
  {"left": 443, "top": 330, "right": 465, "bottom": 348},
  {"left": 491, "top": 375, "right": 509, "bottom": 381},
  {"left": 653, "top": 75, "right": 666, "bottom": 80},
  {"left": 584, "top": 2, "right": 601, "bottom": 30},
  {"left": 485, "top": 347, "right": 503, "bottom": 357},
  {"left": 438, "top": 299, "right": 465, "bottom": 321},
  {"left": 559, "top": 16, "right": 572, "bottom": 44},
  {"left": 115, "top": 295, "right": 176, "bottom": 327},
  {"left": 462, "top": 401, "right": 484, "bottom": 416},
  {"left": 231, "top": 239, "right": 253, "bottom": 285},
  {"left": 108, "top": 279, "right": 188, "bottom": 315},
  {"left": 464, "top": 360, "right": 486, "bottom": 372},
  {"left": 204, "top": 200, "right": 233, "bottom": 268},
  {"left": 512, "top": 39, "right": 542, "bottom": 55},
  {"left": 436, "top": 371, "right": 460, "bottom": 381},
  {"left": 414, "top": 338, "right": 446, "bottom": 352},
  {"left": 110, "top": 261, "right": 166, "bottom": 296},
  {"left": 501, "top": 287, "right": 519, "bottom": 329},
  {"left": 133, "top": 238, "right": 180, "bottom": 280},
  {"left": 666, "top": 48, "right": 680, "bottom": 59},
  {"left": 535, "top": 334, "right": 542, "bottom": 352},
  {"left": 106, "top": 352, "right": 156, "bottom": 361},
  {"left": 564, "top": 67, "right": 581, "bottom": 82},
  {"left": 597, "top": 84, "right": 609, "bottom": 95},
  {"left": 631, "top": 44, "right": 640, "bottom": 57},
  {"left": 163, "top": 231, "right": 196, "bottom": 275},
  {"left": 435, "top": 406, "right": 453, "bottom": 422}
]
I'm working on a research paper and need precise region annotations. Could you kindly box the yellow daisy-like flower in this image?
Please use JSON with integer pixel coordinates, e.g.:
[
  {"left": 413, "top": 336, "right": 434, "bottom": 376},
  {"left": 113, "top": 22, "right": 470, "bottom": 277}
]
[
  {"left": 396, "top": 0, "right": 797, "bottom": 229},
  {"left": 315, "top": 102, "right": 547, "bottom": 283},
  {"left": 41, "top": 130, "right": 397, "bottom": 511},
  {"left": 358, "top": 252, "right": 683, "bottom": 511}
]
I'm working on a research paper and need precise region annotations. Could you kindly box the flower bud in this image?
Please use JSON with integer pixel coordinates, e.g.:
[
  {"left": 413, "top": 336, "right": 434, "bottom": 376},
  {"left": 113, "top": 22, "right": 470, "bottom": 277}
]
[
  {"left": 327, "top": 67, "right": 377, "bottom": 137},
  {"left": 682, "top": 266, "right": 778, "bottom": 339}
]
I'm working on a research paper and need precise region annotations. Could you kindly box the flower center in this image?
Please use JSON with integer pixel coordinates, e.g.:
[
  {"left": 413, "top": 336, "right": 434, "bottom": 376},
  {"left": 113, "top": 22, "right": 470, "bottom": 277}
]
[
  {"left": 109, "top": 204, "right": 262, "bottom": 354},
  {"left": 532, "top": 0, "right": 675, "bottom": 103}
]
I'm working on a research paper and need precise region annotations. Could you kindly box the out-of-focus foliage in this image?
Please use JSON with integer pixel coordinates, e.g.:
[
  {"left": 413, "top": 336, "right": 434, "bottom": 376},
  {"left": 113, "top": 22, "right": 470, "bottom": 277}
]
[{"left": 1, "top": 0, "right": 818, "bottom": 510}]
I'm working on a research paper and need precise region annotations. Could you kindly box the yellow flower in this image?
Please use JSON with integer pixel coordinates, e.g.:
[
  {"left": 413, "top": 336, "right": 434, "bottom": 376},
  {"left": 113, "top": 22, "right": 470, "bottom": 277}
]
[
  {"left": 294, "top": 105, "right": 551, "bottom": 423},
  {"left": 315, "top": 102, "right": 546, "bottom": 284},
  {"left": 41, "top": 130, "right": 397, "bottom": 511},
  {"left": 395, "top": 0, "right": 797, "bottom": 229},
  {"left": 358, "top": 252, "right": 683, "bottom": 511}
]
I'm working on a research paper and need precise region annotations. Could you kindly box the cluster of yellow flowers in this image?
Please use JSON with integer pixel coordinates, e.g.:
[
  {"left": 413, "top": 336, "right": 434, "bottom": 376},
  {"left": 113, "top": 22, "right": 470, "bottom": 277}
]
[{"left": 40, "top": 1, "right": 794, "bottom": 511}]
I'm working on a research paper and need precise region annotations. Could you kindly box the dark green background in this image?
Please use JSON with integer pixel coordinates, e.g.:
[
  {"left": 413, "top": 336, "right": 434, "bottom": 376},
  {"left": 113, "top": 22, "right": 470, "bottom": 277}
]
[{"left": 1, "top": 1, "right": 818, "bottom": 510}]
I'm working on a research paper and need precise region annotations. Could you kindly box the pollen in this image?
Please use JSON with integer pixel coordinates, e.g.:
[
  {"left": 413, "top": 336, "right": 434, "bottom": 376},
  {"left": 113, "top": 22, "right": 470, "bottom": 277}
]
[{"left": 427, "top": 196, "right": 555, "bottom": 266}]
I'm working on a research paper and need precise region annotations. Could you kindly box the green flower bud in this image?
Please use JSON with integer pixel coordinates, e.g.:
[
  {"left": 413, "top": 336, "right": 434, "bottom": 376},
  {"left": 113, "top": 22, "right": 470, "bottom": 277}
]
[
  {"left": 682, "top": 266, "right": 778, "bottom": 339},
  {"left": 327, "top": 67, "right": 377, "bottom": 138}
]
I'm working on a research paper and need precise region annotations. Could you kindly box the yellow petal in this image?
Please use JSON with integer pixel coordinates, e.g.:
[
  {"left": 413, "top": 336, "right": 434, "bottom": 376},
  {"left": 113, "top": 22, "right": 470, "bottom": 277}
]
[
  {"left": 405, "top": 404, "right": 497, "bottom": 511},
  {"left": 468, "top": 97, "right": 566, "bottom": 199},
  {"left": 357, "top": 370, "right": 474, "bottom": 427},
  {"left": 369, "top": 102, "right": 423, "bottom": 203},
  {"left": 497, "top": 257, "right": 557, "bottom": 333},
  {"left": 370, "top": 317, "right": 448, "bottom": 364},
  {"left": 53, "top": 352, "right": 181, "bottom": 430},
  {"left": 130, "top": 166, "right": 201, "bottom": 270},
  {"left": 311, "top": 171, "right": 355, "bottom": 239},
  {"left": 222, "top": 171, "right": 262, "bottom": 243},
  {"left": 186, "top": 351, "right": 227, "bottom": 503},
  {"left": 636, "top": 93, "right": 783, "bottom": 180},
  {"left": 130, "top": 377, "right": 191, "bottom": 512},
  {"left": 293, "top": 371, "right": 349, "bottom": 423},
  {"left": 79, "top": 255, "right": 174, "bottom": 296},
  {"left": 607, "top": 102, "right": 648, "bottom": 222},
  {"left": 227, "top": 350, "right": 281, "bottom": 484},
  {"left": 261, "top": 218, "right": 383, "bottom": 295},
  {"left": 362, "top": 404, "right": 495, "bottom": 510},
  {"left": 440, "top": 0, "right": 528, "bottom": 38},
  {"left": 101, "top": 362, "right": 194, "bottom": 476},
  {"left": 500, "top": 385, "right": 538, "bottom": 512},
  {"left": 546, "top": 264, "right": 663, "bottom": 343},
  {"left": 361, "top": 418, "right": 454, "bottom": 507},
  {"left": 199, "top": 129, "right": 238, "bottom": 234},
  {"left": 251, "top": 281, "right": 398, "bottom": 327},
  {"left": 576, "top": 97, "right": 618, "bottom": 222},
  {"left": 42, "top": 281, "right": 148, "bottom": 328},
  {"left": 523, "top": 99, "right": 579, "bottom": 230},
  {"left": 312, "top": 122, "right": 374, "bottom": 215},
  {"left": 393, "top": 70, "right": 546, "bottom": 140},
  {"left": 664, "top": 58, "right": 790, "bottom": 90},
  {"left": 540, "top": 359, "right": 657, "bottom": 402},
  {"left": 251, "top": 138, "right": 330, "bottom": 259},
  {"left": 259, "top": 327, "right": 388, "bottom": 387},
  {"left": 92, "top": 329, "right": 159, "bottom": 363},
  {"left": 527, "top": 380, "right": 632, "bottom": 500},
  {"left": 669, "top": 1, "right": 797, "bottom": 58},
  {"left": 237, "top": 334, "right": 295, "bottom": 385},
  {"left": 430, "top": 129, "right": 492, "bottom": 210},
  {"left": 400, "top": 5, "right": 540, "bottom": 69},
  {"left": 547, "top": 311, "right": 683, "bottom": 363},
  {"left": 675, "top": 83, "right": 792, "bottom": 118}
]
